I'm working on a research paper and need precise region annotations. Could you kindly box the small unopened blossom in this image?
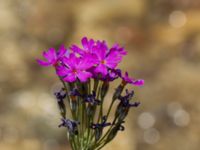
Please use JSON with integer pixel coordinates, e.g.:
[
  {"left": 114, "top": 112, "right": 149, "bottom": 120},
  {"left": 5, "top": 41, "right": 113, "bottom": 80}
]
[
  {"left": 84, "top": 91, "right": 101, "bottom": 105},
  {"left": 118, "top": 89, "right": 140, "bottom": 108},
  {"left": 105, "top": 121, "right": 125, "bottom": 143},
  {"left": 54, "top": 88, "right": 66, "bottom": 102},
  {"left": 54, "top": 88, "right": 67, "bottom": 118},
  {"left": 105, "top": 68, "right": 122, "bottom": 81},
  {"left": 91, "top": 116, "right": 111, "bottom": 129},
  {"left": 59, "top": 118, "right": 79, "bottom": 135},
  {"left": 91, "top": 116, "right": 112, "bottom": 141},
  {"left": 69, "top": 88, "right": 81, "bottom": 97}
]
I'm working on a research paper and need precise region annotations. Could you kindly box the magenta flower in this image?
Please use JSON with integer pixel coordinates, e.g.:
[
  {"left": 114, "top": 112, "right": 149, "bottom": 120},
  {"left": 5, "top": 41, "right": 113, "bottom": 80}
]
[
  {"left": 70, "top": 37, "right": 95, "bottom": 55},
  {"left": 94, "top": 41, "right": 123, "bottom": 76},
  {"left": 37, "top": 37, "right": 144, "bottom": 85},
  {"left": 57, "top": 54, "right": 93, "bottom": 82},
  {"left": 109, "top": 44, "right": 127, "bottom": 56},
  {"left": 37, "top": 45, "right": 68, "bottom": 67},
  {"left": 122, "top": 72, "right": 144, "bottom": 86},
  {"left": 71, "top": 37, "right": 127, "bottom": 77},
  {"left": 71, "top": 37, "right": 99, "bottom": 65}
]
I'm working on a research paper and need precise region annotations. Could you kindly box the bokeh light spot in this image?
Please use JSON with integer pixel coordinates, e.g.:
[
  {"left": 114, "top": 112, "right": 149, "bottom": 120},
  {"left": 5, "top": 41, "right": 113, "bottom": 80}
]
[
  {"left": 173, "top": 109, "right": 190, "bottom": 127},
  {"left": 169, "top": 10, "right": 187, "bottom": 28},
  {"left": 138, "top": 112, "right": 156, "bottom": 129},
  {"left": 143, "top": 128, "right": 160, "bottom": 144}
]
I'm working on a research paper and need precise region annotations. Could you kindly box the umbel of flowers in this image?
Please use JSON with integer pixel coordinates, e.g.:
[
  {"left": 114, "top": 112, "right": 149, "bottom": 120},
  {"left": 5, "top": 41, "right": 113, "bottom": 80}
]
[{"left": 37, "top": 37, "right": 144, "bottom": 150}]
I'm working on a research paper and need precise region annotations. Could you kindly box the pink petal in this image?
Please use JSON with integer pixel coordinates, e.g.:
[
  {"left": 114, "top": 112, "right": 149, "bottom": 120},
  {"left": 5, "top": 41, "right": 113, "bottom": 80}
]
[
  {"left": 47, "top": 48, "right": 57, "bottom": 60},
  {"left": 125, "top": 72, "right": 129, "bottom": 78},
  {"left": 81, "top": 37, "right": 89, "bottom": 49},
  {"left": 95, "top": 64, "right": 108, "bottom": 76},
  {"left": 42, "top": 51, "right": 50, "bottom": 60},
  {"left": 105, "top": 51, "right": 122, "bottom": 68},
  {"left": 71, "top": 45, "right": 84, "bottom": 55},
  {"left": 78, "top": 54, "right": 97, "bottom": 70},
  {"left": 36, "top": 59, "right": 51, "bottom": 66},
  {"left": 110, "top": 44, "right": 127, "bottom": 56},
  {"left": 77, "top": 71, "right": 92, "bottom": 82},
  {"left": 57, "top": 45, "right": 67, "bottom": 58},
  {"left": 132, "top": 79, "right": 145, "bottom": 86},
  {"left": 122, "top": 72, "right": 134, "bottom": 83},
  {"left": 88, "top": 39, "right": 95, "bottom": 50},
  {"left": 98, "top": 43, "right": 107, "bottom": 60},
  {"left": 56, "top": 66, "right": 71, "bottom": 76},
  {"left": 63, "top": 73, "right": 77, "bottom": 82},
  {"left": 105, "top": 60, "right": 119, "bottom": 68},
  {"left": 62, "top": 54, "right": 78, "bottom": 69}
]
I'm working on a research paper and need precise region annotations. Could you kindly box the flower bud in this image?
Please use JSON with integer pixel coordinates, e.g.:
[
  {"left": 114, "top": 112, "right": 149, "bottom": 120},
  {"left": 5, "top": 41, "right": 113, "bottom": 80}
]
[
  {"left": 106, "top": 121, "right": 125, "bottom": 143},
  {"left": 59, "top": 118, "right": 80, "bottom": 135},
  {"left": 54, "top": 89, "right": 67, "bottom": 118},
  {"left": 112, "top": 84, "right": 124, "bottom": 101},
  {"left": 94, "top": 128, "right": 103, "bottom": 141}
]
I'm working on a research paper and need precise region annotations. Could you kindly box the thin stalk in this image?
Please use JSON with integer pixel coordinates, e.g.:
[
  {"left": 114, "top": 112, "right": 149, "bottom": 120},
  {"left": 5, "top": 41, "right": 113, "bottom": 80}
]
[
  {"left": 97, "top": 84, "right": 104, "bottom": 123},
  {"left": 105, "top": 100, "right": 115, "bottom": 119}
]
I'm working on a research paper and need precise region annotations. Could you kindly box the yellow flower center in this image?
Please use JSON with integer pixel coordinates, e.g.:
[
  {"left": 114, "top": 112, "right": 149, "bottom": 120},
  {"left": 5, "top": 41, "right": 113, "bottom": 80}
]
[
  {"left": 72, "top": 69, "right": 77, "bottom": 74},
  {"left": 101, "top": 60, "right": 106, "bottom": 64}
]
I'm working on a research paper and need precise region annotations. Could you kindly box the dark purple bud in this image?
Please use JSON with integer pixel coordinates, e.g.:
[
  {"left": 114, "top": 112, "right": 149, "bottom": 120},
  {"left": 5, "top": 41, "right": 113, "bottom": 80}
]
[
  {"left": 101, "top": 69, "right": 121, "bottom": 81},
  {"left": 106, "top": 121, "right": 125, "bottom": 143},
  {"left": 118, "top": 89, "right": 139, "bottom": 108},
  {"left": 115, "top": 89, "right": 140, "bottom": 121},
  {"left": 94, "top": 128, "right": 103, "bottom": 141},
  {"left": 91, "top": 116, "right": 111, "bottom": 141},
  {"left": 86, "top": 104, "right": 95, "bottom": 117},
  {"left": 59, "top": 118, "right": 79, "bottom": 135},
  {"left": 70, "top": 88, "right": 81, "bottom": 97},
  {"left": 91, "top": 116, "right": 111, "bottom": 129},
  {"left": 109, "top": 69, "right": 122, "bottom": 80},
  {"left": 84, "top": 91, "right": 101, "bottom": 105},
  {"left": 115, "top": 105, "right": 129, "bottom": 122},
  {"left": 54, "top": 88, "right": 66, "bottom": 102},
  {"left": 54, "top": 88, "right": 67, "bottom": 118},
  {"left": 112, "top": 84, "right": 124, "bottom": 101}
]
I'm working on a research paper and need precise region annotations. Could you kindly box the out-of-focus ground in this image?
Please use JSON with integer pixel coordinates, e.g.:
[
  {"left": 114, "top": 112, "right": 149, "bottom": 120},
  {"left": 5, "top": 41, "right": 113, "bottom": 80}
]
[{"left": 1, "top": 0, "right": 200, "bottom": 150}]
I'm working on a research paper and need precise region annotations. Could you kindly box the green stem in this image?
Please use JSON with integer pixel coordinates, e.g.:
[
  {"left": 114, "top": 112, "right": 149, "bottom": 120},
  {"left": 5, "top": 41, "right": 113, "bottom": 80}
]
[
  {"left": 94, "top": 117, "right": 118, "bottom": 149},
  {"left": 106, "top": 100, "right": 115, "bottom": 119}
]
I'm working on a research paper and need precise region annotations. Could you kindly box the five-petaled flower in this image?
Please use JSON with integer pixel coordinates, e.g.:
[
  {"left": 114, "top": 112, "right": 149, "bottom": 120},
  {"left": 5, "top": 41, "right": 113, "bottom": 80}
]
[
  {"left": 37, "top": 45, "right": 68, "bottom": 67},
  {"left": 56, "top": 53, "right": 93, "bottom": 82},
  {"left": 93, "top": 41, "right": 125, "bottom": 76}
]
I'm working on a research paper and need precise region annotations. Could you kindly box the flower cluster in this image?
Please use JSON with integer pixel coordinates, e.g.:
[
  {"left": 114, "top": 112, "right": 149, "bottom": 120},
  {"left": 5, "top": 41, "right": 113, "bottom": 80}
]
[
  {"left": 37, "top": 37, "right": 144, "bottom": 150},
  {"left": 37, "top": 37, "right": 143, "bottom": 85}
]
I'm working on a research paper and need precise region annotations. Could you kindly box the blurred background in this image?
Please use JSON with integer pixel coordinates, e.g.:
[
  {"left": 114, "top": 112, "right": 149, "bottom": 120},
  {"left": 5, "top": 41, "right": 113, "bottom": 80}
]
[{"left": 1, "top": 0, "right": 200, "bottom": 150}]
